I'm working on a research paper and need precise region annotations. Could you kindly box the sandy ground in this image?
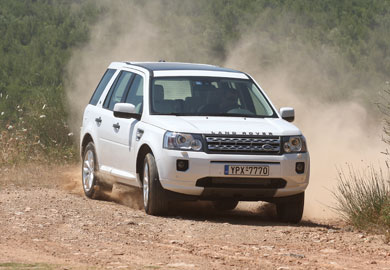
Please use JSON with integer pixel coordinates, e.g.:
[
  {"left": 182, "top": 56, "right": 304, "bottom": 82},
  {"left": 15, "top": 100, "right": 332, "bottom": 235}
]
[{"left": 0, "top": 164, "right": 390, "bottom": 270}]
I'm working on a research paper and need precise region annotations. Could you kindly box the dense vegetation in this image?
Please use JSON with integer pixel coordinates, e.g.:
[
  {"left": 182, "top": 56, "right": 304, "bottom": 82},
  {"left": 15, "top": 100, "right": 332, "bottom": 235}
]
[
  {"left": 207, "top": 0, "right": 390, "bottom": 74},
  {"left": 0, "top": 0, "right": 389, "bottom": 164},
  {"left": 0, "top": 0, "right": 101, "bottom": 164}
]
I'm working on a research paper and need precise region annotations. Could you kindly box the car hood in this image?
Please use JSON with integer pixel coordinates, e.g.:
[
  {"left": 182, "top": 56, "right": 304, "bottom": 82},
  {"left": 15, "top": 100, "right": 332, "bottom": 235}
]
[{"left": 145, "top": 116, "right": 302, "bottom": 136}]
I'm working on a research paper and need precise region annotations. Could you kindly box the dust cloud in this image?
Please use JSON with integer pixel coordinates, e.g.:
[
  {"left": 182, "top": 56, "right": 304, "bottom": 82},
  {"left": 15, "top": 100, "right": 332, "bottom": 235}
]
[
  {"left": 65, "top": 1, "right": 387, "bottom": 219},
  {"left": 225, "top": 36, "right": 386, "bottom": 218},
  {"left": 61, "top": 164, "right": 144, "bottom": 209},
  {"left": 65, "top": 0, "right": 218, "bottom": 135},
  {"left": 109, "top": 183, "right": 144, "bottom": 210}
]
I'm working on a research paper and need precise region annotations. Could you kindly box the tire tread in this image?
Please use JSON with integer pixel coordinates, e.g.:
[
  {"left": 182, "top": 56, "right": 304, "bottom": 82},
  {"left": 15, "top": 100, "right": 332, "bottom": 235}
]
[{"left": 143, "top": 153, "right": 168, "bottom": 215}]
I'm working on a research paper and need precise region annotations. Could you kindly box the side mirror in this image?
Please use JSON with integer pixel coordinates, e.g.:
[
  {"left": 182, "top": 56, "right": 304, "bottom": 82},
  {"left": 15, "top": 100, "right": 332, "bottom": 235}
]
[
  {"left": 113, "top": 103, "right": 140, "bottom": 120},
  {"left": 280, "top": 107, "right": 295, "bottom": 122}
]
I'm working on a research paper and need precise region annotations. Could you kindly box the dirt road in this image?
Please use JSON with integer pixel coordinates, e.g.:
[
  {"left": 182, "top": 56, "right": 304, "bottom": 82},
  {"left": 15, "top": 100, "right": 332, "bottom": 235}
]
[{"left": 0, "top": 165, "right": 389, "bottom": 269}]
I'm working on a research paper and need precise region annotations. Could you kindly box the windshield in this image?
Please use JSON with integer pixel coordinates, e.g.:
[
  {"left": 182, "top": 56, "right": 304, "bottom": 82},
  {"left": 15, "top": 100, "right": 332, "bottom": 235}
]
[{"left": 150, "top": 77, "right": 277, "bottom": 118}]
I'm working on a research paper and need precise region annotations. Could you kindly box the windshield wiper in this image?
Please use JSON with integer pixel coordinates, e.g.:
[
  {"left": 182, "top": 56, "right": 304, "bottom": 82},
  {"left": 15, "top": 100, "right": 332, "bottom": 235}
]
[
  {"left": 155, "top": 113, "right": 192, "bottom": 116},
  {"left": 197, "top": 113, "right": 263, "bottom": 118}
]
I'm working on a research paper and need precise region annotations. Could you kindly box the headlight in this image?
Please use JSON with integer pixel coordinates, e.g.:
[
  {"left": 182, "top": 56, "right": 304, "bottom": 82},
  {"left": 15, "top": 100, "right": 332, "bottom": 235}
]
[
  {"left": 163, "top": 131, "right": 203, "bottom": 151},
  {"left": 282, "top": 136, "right": 307, "bottom": 153}
]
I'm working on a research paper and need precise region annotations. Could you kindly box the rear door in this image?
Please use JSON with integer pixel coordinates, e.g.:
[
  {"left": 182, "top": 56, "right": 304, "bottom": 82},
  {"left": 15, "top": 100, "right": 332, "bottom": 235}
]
[{"left": 82, "top": 68, "right": 117, "bottom": 163}]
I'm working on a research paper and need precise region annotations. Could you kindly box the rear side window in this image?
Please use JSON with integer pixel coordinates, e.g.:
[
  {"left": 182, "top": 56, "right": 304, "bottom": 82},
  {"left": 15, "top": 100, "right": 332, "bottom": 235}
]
[{"left": 89, "top": 69, "right": 116, "bottom": 105}]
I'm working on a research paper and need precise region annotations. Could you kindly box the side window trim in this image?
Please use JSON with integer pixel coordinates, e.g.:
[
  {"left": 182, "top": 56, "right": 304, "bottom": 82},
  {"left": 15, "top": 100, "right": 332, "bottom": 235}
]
[{"left": 122, "top": 74, "right": 136, "bottom": 103}]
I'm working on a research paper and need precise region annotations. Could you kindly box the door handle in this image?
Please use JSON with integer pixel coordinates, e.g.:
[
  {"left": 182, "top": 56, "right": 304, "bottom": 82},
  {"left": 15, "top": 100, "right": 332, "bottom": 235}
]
[
  {"left": 113, "top": 123, "right": 120, "bottom": 129},
  {"left": 95, "top": 117, "right": 102, "bottom": 124}
]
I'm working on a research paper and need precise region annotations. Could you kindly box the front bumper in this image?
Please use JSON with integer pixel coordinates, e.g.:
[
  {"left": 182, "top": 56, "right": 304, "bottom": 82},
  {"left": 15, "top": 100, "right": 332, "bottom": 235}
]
[{"left": 155, "top": 150, "right": 310, "bottom": 200}]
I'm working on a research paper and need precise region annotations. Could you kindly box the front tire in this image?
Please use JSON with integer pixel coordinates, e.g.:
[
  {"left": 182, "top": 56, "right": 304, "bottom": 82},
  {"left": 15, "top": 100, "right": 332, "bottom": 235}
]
[
  {"left": 276, "top": 192, "right": 305, "bottom": 223},
  {"left": 143, "top": 153, "right": 168, "bottom": 215}
]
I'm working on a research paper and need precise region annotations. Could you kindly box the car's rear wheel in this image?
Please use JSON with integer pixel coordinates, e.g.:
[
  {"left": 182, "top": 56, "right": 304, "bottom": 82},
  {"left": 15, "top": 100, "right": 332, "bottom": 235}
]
[
  {"left": 143, "top": 153, "right": 168, "bottom": 215},
  {"left": 212, "top": 200, "right": 239, "bottom": 211},
  {"left": 82, "top": 142, "right": 111, "bottom": 199},
  {"left": 276, "top": 192, "right": 304, "bottom": 223}
]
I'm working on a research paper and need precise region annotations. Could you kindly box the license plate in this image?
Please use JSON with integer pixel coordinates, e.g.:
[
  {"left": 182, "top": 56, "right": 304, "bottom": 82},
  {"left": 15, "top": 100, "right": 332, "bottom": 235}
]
[{"left": 224, "top": 165, "right": 269, "bottom": 176}]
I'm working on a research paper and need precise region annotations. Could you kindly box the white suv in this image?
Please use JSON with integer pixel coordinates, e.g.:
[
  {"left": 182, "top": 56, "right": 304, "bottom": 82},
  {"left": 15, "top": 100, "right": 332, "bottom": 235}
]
[{"left": 80, "top": 62, "right": 310, "bottom": 223}]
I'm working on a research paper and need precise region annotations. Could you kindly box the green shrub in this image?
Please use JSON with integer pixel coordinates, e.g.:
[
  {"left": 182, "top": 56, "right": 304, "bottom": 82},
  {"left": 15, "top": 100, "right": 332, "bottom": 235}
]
[{"left": 333, "top": 165, "right": 390, "bottom": 234}]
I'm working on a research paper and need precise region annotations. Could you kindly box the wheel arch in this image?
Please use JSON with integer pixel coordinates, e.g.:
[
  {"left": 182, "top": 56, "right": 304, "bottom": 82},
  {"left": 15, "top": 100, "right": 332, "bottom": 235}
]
[
  {"left": 136, "top": 144, "right": 153, "bottom": 183},
  {"left": 81, "top": 133, "right": 94, "bottom": 157}
]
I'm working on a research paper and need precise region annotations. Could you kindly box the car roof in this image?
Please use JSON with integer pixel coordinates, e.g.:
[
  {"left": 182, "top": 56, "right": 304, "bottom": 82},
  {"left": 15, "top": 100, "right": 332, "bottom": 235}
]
[{"left": 127, "top": 62, "right": 242, "bottom": 73}]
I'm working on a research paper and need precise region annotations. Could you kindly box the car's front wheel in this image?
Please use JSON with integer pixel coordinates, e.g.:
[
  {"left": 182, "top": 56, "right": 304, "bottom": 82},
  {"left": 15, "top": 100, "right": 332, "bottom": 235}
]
[
  {"left": 276, "top": 192, "right": 305, "bottom": 223},
  {"left": 143, "top": 153, "right": 168, "bottom": 215}
]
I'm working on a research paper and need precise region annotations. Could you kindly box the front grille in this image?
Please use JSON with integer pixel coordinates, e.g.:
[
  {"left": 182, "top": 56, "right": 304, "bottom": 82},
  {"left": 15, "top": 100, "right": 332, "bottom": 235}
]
[{"left": 205, "top": 135, "right": 281, "bottom": 154}]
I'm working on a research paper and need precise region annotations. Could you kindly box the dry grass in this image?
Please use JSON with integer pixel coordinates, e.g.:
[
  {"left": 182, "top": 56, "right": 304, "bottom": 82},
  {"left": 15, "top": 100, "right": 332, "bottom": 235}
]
[
  {"left": 333, "top": 164, "right": 390, "bottom": 241},
  {"left": 0, "top": 128, "right": 43, "bottom": 165},
  {"left": 0, "top": 98, "right": 78, "bottom": 166}
]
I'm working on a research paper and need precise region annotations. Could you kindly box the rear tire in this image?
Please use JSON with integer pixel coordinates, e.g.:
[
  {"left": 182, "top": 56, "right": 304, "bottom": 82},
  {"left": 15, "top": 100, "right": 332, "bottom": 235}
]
[
  {"left": 142, "top": 153, "right": 168, "bottom": 215},
  {"left": 82, "top": 142, "right": 111, "bottom": 200},
  {"left": 276, "top": 192, "right": 304, "bottom": 223},
  {"left": 212, "top": 200, "right": 239, "bottom": 211}
]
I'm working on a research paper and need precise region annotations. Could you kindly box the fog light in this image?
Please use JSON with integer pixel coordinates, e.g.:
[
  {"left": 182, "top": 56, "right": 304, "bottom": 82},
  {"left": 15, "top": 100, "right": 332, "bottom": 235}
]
[
  {"left": 296, "top": 162, "right": 305, "bottom": 174},
  {"left": 176, "top": 159, "right": 189, "bottom": 171}
]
